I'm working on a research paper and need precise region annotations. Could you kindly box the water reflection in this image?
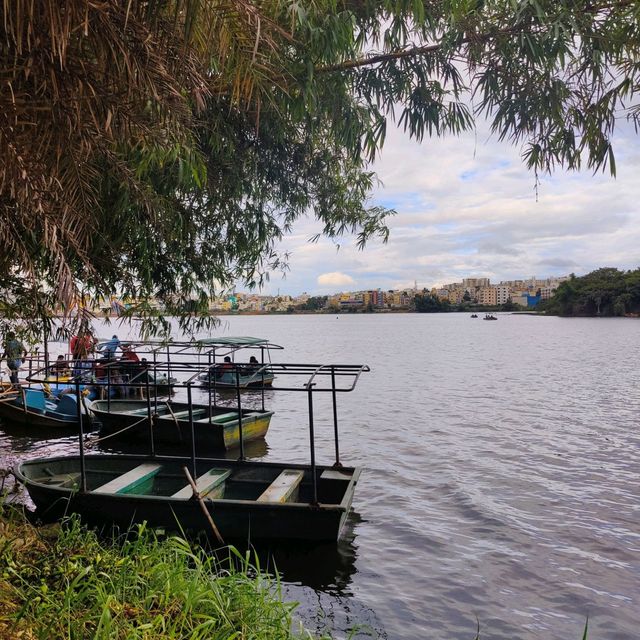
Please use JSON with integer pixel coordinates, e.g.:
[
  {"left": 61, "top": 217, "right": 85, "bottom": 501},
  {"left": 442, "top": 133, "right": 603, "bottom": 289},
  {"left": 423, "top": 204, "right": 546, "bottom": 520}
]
[{"left": 254, "top": 510, "right": 362, "bottom": 594}]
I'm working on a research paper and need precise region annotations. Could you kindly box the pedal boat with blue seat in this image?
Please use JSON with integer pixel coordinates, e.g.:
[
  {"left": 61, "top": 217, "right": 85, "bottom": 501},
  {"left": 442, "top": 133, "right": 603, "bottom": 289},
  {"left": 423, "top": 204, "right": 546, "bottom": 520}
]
[{"left": 0, "top": 388, "right": 92, "bottom": 429}]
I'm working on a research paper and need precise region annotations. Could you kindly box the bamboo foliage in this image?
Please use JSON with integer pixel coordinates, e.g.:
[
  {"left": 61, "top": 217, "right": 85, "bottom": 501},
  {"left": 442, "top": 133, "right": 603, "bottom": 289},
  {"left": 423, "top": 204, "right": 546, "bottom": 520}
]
[{"left": 0, "top": 0, "right": 283, "bottom": 304}]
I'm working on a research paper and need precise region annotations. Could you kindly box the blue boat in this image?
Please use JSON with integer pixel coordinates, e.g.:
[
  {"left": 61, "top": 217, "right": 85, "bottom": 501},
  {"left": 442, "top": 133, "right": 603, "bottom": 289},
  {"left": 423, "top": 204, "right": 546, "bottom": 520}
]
[{"left": 0, "top": 388, "right": 92, "bottom": 430}]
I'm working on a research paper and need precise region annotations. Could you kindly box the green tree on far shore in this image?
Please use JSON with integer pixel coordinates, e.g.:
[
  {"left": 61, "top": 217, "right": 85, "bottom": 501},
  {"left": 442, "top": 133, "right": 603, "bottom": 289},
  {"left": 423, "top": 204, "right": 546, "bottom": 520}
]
[{"left": 540, "top": 268, "right": 640, "bottom": 316}]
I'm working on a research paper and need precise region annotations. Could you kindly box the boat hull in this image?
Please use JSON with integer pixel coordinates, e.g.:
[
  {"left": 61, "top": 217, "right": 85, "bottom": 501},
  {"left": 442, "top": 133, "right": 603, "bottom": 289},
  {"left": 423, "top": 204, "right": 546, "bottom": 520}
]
[
  {"left": 15, "top": 454, "right": 360, "bottom": 542},
  {"left": 0, "top": 397, "right": 92, "bottom": 430},
  {"left": 90, "top": 400, "right": 273, "bottom": 450}
]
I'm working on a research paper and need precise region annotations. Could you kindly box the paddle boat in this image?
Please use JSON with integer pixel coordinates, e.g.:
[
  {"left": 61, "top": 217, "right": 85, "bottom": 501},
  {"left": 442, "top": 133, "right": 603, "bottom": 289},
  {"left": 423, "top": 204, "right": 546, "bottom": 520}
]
[
  {"left": 484, "top": 314, "right": 498, "bottom": 320},
  {"left": 170, "top": 337, "right": 282, "bottom": 389},
  {"left": 89, "top": 399, "right": 273, "bottom": 451},
  {"left": 0, "top": 387, "right": 92, "bottom": 429},
  {"left": 14, "top": 363, "right": 369, "bottom": 542}
]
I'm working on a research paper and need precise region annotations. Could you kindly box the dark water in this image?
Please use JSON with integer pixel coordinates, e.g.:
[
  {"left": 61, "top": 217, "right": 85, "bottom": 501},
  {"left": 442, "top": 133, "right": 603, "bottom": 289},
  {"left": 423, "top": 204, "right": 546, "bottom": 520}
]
[{"left": 2, "top": 313, "right": 640, "bottom": 639}]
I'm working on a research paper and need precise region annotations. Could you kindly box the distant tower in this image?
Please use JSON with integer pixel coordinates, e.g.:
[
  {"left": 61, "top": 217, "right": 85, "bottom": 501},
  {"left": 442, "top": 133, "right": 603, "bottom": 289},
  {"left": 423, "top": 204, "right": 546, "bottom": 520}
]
[{"left": 414, "top": 279, "right": 417, "bottom": 292}]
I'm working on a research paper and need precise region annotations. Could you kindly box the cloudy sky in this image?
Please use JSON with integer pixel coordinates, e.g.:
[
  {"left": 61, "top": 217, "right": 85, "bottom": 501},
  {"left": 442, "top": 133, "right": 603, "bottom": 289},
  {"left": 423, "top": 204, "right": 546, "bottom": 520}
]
[{"left": 258, "top": 118, "right": 640, "bottom": 296}]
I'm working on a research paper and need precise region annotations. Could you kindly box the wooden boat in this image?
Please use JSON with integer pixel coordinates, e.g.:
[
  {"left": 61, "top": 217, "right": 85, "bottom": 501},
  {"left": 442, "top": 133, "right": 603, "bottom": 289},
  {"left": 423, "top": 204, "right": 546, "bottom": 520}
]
[
  {"left": 14, "top": 454, "right": 361, "bottom": 542},
  {"left": 483, "top": 314, "right": 498, "bottom": 320},
  {"left": 89, "top": 399, "right": 273, "bottom": 450},
  {"left": 0, "top": 388, "right": 92, "bottom": 429}
]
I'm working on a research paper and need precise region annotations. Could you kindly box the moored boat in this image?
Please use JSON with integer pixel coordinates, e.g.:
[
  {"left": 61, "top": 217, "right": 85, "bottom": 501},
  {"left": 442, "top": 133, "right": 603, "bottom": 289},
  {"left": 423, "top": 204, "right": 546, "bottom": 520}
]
[
  {"left": 0, "top": 388, "right": 92, "bottom": 429},
  {"left": 14, "top": 454, "right": 361, "bottom": 542},
  {"left": 89, "top": 399, "right": 273, "bottom": 450},
  {"left": 14, "top": 362, "right": 370, "bottom": 543}
]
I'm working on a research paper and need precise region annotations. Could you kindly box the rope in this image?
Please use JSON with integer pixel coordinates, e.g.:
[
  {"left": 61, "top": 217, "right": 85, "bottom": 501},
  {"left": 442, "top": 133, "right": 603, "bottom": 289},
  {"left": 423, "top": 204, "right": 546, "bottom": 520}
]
[{"left": 84, "top": 414, "right": 153, "bottom": 448}]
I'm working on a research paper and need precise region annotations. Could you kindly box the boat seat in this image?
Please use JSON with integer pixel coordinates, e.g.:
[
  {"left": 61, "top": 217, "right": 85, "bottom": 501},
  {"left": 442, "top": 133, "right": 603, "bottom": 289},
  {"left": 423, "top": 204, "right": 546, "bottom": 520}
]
[
  {"left": 119, "top": 407, "right": 154, "bottom": 416},
  {"left": 320, "top": 469, "right": 352, "bottom": 481},
  {"left": 38, "top": 471, "right": 81, "bottom": 488},
  {"left": 209, "top": 412, "right": 239, "bottom": 423},
  {"left": 55, "top": 394, "right": 80, "bottom": 416},
  {"left": 92, "top": 463, "right": 162, "bottom": 495},
  {"left": 171, "top": 468, "right": 231, "bottom": 499},
  {"left": 167, "top": 408, "right": 208, "bottom": 420},
  {"left": 257, "top": 469, "right": 304, "bottom": 503}
]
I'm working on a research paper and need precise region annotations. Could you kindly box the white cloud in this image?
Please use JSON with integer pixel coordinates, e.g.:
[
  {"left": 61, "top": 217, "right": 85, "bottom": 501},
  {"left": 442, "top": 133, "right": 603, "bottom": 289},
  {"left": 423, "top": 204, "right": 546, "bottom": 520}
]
[
  {"left": 255, "top": 118, "right": 640, "bottom": 295},
  {"left": 317, "top": 272, "right": 356, "bottom": 287}
]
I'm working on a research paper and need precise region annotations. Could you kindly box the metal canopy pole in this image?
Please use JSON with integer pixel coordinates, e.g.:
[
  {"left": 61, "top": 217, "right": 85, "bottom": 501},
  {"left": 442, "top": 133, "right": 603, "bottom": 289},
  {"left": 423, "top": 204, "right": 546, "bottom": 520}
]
[
  {"left": 331, "top": 366, "right": 341, "bottom": 467},
  {"left": 260, "top": 346, "right": 265, "bottom": 411},
  {"left": 187, "top": 382, "right": 197, "bottom": 479},
  {"left": 307, "top": 383, "right": 318, "bottom": 505},
  {"left": 76, "top": 378, "right": 87, "bottom": 493},
  {"left": 146, "top": 374, "right": 154, "bottom": 457},
  {"left": 236, "top": 367, "right": 245, "bottom": 460}
]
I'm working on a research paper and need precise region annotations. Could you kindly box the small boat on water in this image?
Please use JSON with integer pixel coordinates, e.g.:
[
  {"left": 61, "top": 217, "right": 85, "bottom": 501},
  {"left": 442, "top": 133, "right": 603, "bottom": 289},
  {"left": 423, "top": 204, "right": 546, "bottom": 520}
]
[
  {"left": 89, "top": 399, "right": 273, "bottom": 451},
  {"left": 197, "top": 364, "right": 275, "bottom": 389},
  {"left": 0, "top": 388, "right": 92, "bottom": 429},
  {"left": 484, "top": 314, "right": 498, "bottom": 320},
  {"left": 14, "top": 362, "right": 369, "bottom": 542},
  {"left": 471, "top": 314, "right": 478, "bottom": 318},
  {"left": 14, "top": 454, "right": 360, "bottom": 542}
]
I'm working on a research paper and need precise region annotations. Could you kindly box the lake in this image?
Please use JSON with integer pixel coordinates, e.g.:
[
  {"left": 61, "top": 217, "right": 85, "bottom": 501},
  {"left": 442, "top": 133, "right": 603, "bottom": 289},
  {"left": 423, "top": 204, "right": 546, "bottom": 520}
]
[{"left": 2, "top": 313, "right": 639, "bottom": 639}]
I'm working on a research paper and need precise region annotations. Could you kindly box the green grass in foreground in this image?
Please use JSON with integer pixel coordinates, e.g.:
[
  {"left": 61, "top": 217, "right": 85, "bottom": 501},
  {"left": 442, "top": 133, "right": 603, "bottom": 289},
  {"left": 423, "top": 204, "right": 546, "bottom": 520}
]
[{"left": 0, "top": 504, "right": 322, "bottom": 639}]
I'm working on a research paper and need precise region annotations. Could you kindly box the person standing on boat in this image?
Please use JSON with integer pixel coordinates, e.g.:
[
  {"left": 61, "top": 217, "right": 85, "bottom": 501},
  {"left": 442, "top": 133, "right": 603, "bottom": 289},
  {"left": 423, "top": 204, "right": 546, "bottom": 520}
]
[
  {"left": 70, "top": 324, "right": 97, "bottom": 360},
  {"left": 101, "top": 335, "right": 120, "bottom": 360},
  {"left": 1, "top": 331, "right": 27, "bottom": 384}
]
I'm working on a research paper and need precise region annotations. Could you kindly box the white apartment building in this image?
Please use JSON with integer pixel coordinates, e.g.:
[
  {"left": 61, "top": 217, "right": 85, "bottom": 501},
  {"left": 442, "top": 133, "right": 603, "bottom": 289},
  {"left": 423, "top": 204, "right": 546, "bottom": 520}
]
[{"left": 496, "top": 285, "right": 510, "bottom": 305}]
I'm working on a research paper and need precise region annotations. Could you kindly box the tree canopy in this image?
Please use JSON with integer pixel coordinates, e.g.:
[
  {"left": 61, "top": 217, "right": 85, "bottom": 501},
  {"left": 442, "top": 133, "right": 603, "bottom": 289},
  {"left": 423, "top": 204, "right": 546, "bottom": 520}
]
[{"left": 2, "top": 0, "right": 639, "bottom": 333}]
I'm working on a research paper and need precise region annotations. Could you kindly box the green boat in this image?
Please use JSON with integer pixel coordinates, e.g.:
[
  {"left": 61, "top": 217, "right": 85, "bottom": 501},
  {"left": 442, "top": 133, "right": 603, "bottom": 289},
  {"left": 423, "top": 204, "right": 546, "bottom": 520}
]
[
  {"left": 89, "top": 399, "right": 273, "bottom": 451},
  {"left": 14, "top": 454, "right": 361, "bottom": 542}
]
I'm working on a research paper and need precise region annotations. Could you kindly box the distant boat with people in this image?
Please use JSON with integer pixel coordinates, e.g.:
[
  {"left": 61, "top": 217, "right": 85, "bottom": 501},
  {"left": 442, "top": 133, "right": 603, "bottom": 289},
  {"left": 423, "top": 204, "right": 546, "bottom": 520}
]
[{"left": 483, "top": 314, "right": 498, "bottom": 321}]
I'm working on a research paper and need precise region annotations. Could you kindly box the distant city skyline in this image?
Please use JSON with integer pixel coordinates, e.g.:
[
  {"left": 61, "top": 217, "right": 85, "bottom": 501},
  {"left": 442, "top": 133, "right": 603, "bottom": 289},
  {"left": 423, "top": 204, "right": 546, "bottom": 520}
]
[{"left": 254, "top": 117, "right": 640, "bottom": 297}]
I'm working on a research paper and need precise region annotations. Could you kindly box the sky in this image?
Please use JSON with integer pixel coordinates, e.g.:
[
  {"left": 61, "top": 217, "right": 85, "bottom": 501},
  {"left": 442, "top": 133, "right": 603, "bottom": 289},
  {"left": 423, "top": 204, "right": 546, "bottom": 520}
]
[{"left": 257, "top": 118, "right": 640, "bottom": 296}]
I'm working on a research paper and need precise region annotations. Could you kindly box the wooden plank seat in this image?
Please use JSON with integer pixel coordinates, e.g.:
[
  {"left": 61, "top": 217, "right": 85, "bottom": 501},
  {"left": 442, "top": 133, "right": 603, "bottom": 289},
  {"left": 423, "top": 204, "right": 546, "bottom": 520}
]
[
  {"left": 320, "top": 469, "right": 352, "bottom": 481},
  {"left": 39, "top": 471, "right": 81, "bottom": 488},
  {"left": 92, "top": 463, "right": 162, "bottom": 495},
  {"left": 120, "top": 407, "right": 155, "bottom": 416},
  {"left": 195, "top": 411, "right": 238, "bottom": 424},
  {"left": 166, "top": 408, "right": 208, "bottom": 420},
  {"left": 171, "top": 468, "right": 231, "bottom": 499},
  {"left": 257, "top": 469, "right": 304, "bottom": 503}
]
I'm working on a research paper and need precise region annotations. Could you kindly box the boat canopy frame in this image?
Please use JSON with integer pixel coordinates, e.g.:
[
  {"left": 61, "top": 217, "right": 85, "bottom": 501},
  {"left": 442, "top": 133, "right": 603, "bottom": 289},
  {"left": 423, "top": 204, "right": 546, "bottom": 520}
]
[{"left": 26, "top": 358, "right": 370, "bottom": 507}]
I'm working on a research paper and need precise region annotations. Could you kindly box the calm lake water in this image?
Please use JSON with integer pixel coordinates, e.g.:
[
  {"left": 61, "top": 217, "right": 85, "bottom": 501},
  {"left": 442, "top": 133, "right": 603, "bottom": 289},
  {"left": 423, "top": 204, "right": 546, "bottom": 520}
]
[{"left": 2, "top": 313, "right": 640, "bottom": 639}]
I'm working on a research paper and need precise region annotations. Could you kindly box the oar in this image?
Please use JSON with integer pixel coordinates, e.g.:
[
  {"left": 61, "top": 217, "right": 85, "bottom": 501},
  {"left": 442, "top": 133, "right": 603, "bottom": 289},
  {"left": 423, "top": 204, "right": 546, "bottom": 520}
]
[
  {"left": 165, "top": 401, "right": 183, "bottom": 442},
  {"left": 182, "top": 466, "right": 224, "bottom": 545}
]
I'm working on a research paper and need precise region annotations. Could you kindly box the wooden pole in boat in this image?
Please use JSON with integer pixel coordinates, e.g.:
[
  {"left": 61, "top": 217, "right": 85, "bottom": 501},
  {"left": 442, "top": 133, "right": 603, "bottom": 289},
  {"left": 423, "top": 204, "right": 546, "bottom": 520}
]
[
  {"left": 182, "top": 466, "right": 224, "bottom": 545},
  {"left": 307, "top": 383, "right": 318, "bottom": 505}
]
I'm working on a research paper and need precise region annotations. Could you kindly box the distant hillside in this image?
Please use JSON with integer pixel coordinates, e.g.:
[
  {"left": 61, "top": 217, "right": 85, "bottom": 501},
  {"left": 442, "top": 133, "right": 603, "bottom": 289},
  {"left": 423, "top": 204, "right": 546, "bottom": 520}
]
[{"left": 540, "top": 268, "right": 640, "bottom": 316}]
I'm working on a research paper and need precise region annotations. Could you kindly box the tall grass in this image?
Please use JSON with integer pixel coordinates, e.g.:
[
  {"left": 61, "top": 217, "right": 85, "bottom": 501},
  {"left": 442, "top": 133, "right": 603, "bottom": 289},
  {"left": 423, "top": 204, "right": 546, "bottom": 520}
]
[{"left": 0, "top": 504, "right": 323, "bottom": 639}]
